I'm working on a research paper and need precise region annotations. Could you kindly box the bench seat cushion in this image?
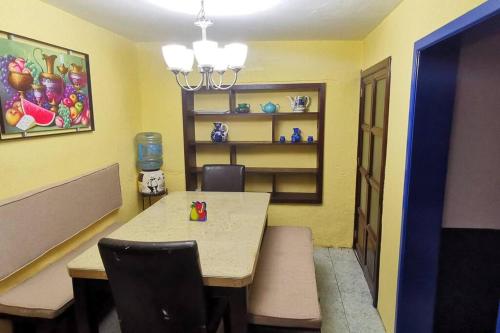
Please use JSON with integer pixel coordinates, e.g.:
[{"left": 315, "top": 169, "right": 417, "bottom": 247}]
[
  {"left": 248, "top": 226, "right": 321, "bottom": 329},
  {"left": 0, "top": 222, "right": 122, "bottom": 319}
]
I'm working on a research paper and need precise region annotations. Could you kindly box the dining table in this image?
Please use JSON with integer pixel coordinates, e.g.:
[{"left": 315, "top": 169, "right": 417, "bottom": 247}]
[{"left": 67, "top": 191, "right": 270, "bottom": 333}]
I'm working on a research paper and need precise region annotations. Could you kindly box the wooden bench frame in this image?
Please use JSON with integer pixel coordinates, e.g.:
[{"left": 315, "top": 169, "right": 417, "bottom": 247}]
[{"left": 0, "top": 310, "right": 75, "bottom": 333}]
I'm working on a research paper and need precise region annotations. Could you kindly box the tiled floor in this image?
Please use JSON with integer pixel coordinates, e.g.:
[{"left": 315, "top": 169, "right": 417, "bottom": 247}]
[{"left": 314, "top": 248, "right": 386, "bottom": 333}]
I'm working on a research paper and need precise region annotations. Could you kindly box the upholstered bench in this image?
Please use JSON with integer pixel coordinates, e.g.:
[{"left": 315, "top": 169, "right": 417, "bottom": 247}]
[
  {"left": 0, "top": 164, "right": 123, "bottom": 331},
  {"left": 248, "top": 226, "right": 321, "bottom": 332}
]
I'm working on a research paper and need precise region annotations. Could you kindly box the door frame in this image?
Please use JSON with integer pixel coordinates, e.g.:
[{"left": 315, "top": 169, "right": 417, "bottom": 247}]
[
  {"left": 353, "top": 57, "right": 391, "bottom": 306},
  {"left": 396, "top": 2, "right": 500, "bottom": 332}
]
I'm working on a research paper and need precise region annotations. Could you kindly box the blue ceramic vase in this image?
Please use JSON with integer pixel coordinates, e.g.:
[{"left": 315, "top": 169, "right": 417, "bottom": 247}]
[{"left": 291, "top": 128, "right": 302, "bottom": 143}]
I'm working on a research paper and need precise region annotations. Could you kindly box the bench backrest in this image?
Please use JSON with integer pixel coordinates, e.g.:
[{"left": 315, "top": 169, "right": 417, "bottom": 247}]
[{"left": 0, "top": 164, "right": 122, "bottom": 281}]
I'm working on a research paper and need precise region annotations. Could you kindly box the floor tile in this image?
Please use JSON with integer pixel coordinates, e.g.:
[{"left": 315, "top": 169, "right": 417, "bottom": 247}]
[
  {"left": 328, "top": 248, "right": 386, "bottom": 333},
  {"left": 314, "top": 248, "right": 350, "bottom": 333}
]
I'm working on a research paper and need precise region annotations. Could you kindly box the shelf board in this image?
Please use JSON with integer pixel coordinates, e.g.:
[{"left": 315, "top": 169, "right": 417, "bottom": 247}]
[
  {"left": 270, "top": 192, "right": 320, "bottom": 204},
  {"left": 191, "top": 141, "right": 318, "bottom": 147},
  {"left": 191, "top": 167, "right": 318, "bottom": 175},
  {"left": 186, "top": 83, "right": 325, "bottom": 94},
  {"left": 190, "top": 111, "right": 319, "bottom": 118},
  {"left": 233, "top": 83, "right": 324, "bottom": 92}
]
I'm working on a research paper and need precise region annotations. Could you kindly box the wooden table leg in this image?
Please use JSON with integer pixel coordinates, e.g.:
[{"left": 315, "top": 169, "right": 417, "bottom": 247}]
[
  {"left": 209, "top": 286, "right": 248, "bottom": 333},
  {"left": 227, "top": 287, "right": 248, "bottom": 333},
  {"left": 72, "top": 278, "right": 99, "bottom": 333}
]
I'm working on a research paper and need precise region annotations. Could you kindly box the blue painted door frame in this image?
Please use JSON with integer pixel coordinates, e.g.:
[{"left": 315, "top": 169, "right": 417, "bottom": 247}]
[
  {"left": 396, "top": 1, "right": 500, "bottom": 333},
  {"left": 496, "top": 302, "right": 500, "bottom": 333}
]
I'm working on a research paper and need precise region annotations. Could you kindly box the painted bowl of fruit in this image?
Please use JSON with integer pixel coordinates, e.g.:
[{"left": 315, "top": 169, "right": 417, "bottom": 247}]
[
  {"left": 8, "top": 71, "right": 33, "bottom": 92},
  {"left": 68, "top": 70, "right": 87, "bottom": 91}
]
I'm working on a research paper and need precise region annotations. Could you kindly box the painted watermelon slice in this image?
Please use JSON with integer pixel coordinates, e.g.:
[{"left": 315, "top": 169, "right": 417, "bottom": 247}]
[{"left": 21, "top": 99, "right": 55, "bottom": 126}]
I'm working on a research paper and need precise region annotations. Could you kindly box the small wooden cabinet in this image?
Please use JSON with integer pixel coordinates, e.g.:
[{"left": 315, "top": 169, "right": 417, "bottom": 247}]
[{"left": 182, "top": 83, "right": 326, "bottom": 204}]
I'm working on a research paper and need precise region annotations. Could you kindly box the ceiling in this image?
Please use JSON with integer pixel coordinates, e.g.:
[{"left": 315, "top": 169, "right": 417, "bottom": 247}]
[{"left": 42, "top": 0, "right": 403, "bottom": 43}]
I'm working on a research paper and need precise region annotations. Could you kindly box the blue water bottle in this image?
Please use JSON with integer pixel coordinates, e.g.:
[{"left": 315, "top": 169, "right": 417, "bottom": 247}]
[{"left": 136, "top": 132, "right": 163, "bottom": 171}]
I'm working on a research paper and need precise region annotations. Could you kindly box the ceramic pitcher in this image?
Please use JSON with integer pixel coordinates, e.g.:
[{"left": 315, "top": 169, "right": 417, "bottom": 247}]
[
  {"left": 211, "top": 122, "right": 229, "bottom": 143},
  {"left": 287, "top": 96, "right": 311, "bottom": 112}
]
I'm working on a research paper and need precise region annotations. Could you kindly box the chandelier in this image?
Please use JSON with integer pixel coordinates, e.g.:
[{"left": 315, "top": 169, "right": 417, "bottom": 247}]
[{"left": 161, "top": 0, "right": 248, "bottom": 91}]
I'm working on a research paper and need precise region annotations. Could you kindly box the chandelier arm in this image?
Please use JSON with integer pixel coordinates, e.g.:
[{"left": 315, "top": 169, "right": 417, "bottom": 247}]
[
  {"left": 204, "top": 72, "right": 212, "bottom": 90},
  {"left": 205, "top": 72, "right": 211, "bottom": 89},
  {"left": 217, "top": 72, "right": 224, "bottom": 87},
  {"left": 208, "top": 71, "right": 223, "bottom": 89},
  {"left": 212, "top": 70, "right": 239, "bottom": 90},
  {"left": 183, "top": 72, "right": 204, "bottom": 91},
  {"left": 182, "top": 73, "right": 194, "bottom": 89},
  {"left": 174, "top": 73, "right": 195, "bottom": 92}
]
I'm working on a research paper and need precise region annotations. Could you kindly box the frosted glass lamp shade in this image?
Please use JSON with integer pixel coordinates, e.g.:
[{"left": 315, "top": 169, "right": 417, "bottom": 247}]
[
  {"left": 225, "top": 43, "right": 248, "bottom": 69},
  {"left": 181, "top": 49, "right": 195, "bottom": 72},
  {"left": 193, "top": 40, "right": 218, "bottom": 68},
  {"left": 214, "top": 48, "right": 229, "bottom": 72},
  {"left": 162, "top": 44, "right": 186, "bottom": 71},
  {"left": 162, "top": 45, "right": 194, "bottom": 73}
]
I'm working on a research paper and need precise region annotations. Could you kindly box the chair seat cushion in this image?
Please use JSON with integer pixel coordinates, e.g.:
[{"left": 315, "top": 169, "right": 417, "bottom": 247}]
[
  {"left": 0, "top": 222, "right": 123, "bottom": 319},
  {"left": 248, "top": 226, "right": 321, "bottom": 329}
]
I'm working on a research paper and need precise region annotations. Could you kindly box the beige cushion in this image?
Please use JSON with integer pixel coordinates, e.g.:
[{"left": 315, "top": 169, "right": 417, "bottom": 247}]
[
  {"left": 0, "top": 222, "right": 123, "bottom": 319},
  {"left": 0, "top": 164, "right": 122, "bottom": 280},
  {"left": 248, "top": 226, "right": 321, "bottom": 329}
]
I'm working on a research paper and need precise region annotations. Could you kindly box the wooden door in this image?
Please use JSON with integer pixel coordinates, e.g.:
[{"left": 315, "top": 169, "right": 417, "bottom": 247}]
[{"left": 353, "top": 58, "right": 391, "bottom": 305}]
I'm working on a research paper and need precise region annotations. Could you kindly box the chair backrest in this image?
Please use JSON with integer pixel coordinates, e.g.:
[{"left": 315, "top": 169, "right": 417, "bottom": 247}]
[
  {"left": 98, "top": 238, "right": 208, "bottom": 333},
  {"left": 201, "top": 164, "right": 245, "bottom": 192},
  {"left": 0, "top": 164, "right": 122, "bottom": 281}
]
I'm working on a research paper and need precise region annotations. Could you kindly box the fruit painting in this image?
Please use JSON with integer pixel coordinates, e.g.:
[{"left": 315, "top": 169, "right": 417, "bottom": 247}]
[{"left": 0, "top": 31, "right": 94, "bottom": 139}]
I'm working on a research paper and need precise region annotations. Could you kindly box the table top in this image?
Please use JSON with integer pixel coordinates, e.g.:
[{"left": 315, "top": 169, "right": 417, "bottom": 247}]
[{"left": 67, "top": 191, "right": 270, "bottom": 287}]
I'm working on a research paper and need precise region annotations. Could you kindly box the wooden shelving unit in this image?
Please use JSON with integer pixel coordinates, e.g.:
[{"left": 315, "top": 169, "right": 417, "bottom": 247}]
[
  {"left": 189, "top": 141, "right": 318, "bottom": 146},
  {"left": 190, "top": 167, "right": 318, "bottom": 174},
  {"left": 189, "top": 112, "right": 320, "bottom": 119},
  {"left": 182, "top": 83, "right": 326, "bottom": 204}
]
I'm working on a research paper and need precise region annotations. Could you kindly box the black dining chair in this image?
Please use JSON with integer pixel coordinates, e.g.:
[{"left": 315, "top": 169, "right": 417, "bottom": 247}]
[
  {"left": 201, "top": 164, "right": 246, "bottom": 192},
  {"left": 98, "top": 238, "right": 227, "bottom": 333}
]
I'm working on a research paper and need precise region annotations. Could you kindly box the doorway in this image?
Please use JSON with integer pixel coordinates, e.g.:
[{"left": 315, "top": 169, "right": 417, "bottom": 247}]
[
  {"left": 353, "top": 58, "right": 391, "bottom": 305},
  {"left": 395, "top": 2, "right": 500, "bottom": 332}
]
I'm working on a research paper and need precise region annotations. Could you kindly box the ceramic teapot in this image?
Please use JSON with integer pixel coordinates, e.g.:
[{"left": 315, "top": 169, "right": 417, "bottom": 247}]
[
  {"left": 211, "top": 122, "right": 229, "bottom": 143},
  {"left": 287, "top": 96, "right": 311, "bottom": 112},
  {"left": 260, "top": 102, "right": 280, "bottom": 113}
]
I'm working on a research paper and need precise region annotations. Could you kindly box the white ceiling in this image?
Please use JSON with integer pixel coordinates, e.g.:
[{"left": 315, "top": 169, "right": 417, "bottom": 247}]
[{"left": 42, "top": 0, "right": 403, "bottom": 43}]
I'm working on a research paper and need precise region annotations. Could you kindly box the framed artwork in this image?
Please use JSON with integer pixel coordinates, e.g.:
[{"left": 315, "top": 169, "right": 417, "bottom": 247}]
[{"left": 0, "top": 31, "right": 94, "bottom": 140}]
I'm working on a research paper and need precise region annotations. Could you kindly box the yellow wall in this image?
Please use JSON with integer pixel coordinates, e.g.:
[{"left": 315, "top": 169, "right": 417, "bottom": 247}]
[
  {"left": 0, "top": 1, "right": 491, "bottom": 332},
  {"left": 137, "top": 40, "right": 363, "bottom": 247},
  {"left": 361, "top": 0, "right": 486, "bottom": 331},
  {"left": 0, "top": 0, "right": 142, "bottom": 309}
]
